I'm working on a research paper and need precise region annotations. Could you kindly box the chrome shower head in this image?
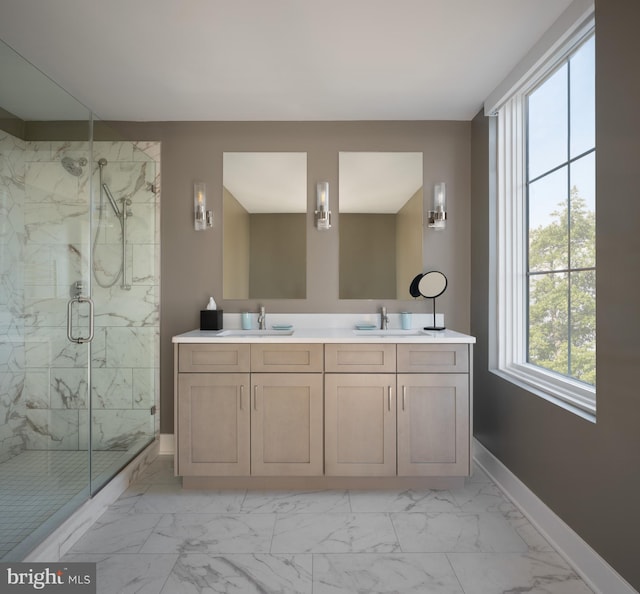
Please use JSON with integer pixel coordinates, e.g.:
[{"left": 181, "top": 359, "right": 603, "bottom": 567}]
[{"left": 61, "top": 156, "right": 88, "bottom": 176}]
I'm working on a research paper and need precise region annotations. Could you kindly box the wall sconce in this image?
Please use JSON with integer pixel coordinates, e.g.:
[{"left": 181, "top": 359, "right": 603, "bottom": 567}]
[
  {"left": 194, "top": 181, "right": 213, "bottom": 230},
  {"left": 427, "top": 182, "right": 447, "bottom": 230},
  {"left": 315, "top": 181, "right": 331, "bottom": 230}
]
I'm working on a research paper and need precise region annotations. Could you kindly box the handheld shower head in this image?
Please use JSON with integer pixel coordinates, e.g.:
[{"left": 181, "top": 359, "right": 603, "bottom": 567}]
[{"left": 102, "top": 183, "right": 121, "bottom": 217}]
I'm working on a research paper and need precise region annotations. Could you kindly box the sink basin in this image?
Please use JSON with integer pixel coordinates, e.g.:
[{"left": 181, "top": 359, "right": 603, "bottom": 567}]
[
  {"left": 352, "top": 329, "right": 427, "bottom": 337},
  {"left": 216, "top": 329, "right": 294, "bottom": 337}
]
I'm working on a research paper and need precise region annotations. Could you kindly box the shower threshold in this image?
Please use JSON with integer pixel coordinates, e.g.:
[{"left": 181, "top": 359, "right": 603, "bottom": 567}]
[{"left": 0, "top": 443, "right": 152, "bottom": 561}]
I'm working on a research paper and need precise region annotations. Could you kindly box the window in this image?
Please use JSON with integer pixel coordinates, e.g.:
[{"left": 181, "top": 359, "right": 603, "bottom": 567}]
[{"left": 492, "top": 21, "right": 596, "bottom": 417}]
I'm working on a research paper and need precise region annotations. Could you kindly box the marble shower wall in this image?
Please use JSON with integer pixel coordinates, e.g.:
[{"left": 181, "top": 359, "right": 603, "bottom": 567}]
[
  {"left": 0, "top": 132, "right": 160, "bottom": 461},
  {"left": 0, "top": 131, "right": 26, "bottom": 463}
]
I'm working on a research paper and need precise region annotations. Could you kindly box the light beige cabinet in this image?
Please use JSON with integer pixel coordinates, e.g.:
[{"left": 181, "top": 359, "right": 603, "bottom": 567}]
[
  {"left": 176, "top": 343, "right": 323, "bottom": 477},
  {"left": 397, "top": 373, "right": 469, "bottom": 476},
  {"left": 175, "top": 339, "right": 472, "bottom": 483},
  {"left": 251, "top": 373, "right": 323, "bottom": 476},
  {"left": 324, "top": 373, "right": 396, "bottom": 476},
  {"left": 397, "top": 344, "right": 470, "bottom": 476},
  {"left": 324, "top": 343, "right": 398, "bottom": 476},
  {"left": 177, "top": 372, "right": 250, "bottom": 476},
  {"left": 324, "top": 343, "right": 471, "bottom": 478}
]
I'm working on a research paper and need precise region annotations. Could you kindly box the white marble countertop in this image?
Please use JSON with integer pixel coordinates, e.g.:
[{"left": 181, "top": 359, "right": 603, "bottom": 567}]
[{"left": 173, "top": 314, "right": 475, "bottom": 344}]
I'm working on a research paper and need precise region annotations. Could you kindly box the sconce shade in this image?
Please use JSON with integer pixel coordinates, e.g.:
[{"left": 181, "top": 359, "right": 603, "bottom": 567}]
[
  {"left": 427, "top": 182, "right": 447, "bottom": 229},
  {"left": 194, "top": 181, "right": 213, "bottom": 230},
  {"left": 315, "top": 181, "right": 331, "bottom": 230}
]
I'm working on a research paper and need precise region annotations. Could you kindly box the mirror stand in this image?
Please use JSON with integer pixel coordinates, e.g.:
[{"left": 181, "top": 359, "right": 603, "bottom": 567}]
[
  {"left": 415, "top": 270, "right": 448, "bottom": 331},
  {"left": 424, "top": 296, "right": 446, "bottom": 331}
]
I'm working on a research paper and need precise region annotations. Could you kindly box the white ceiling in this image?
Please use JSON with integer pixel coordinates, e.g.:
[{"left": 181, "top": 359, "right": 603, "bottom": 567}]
[{"left": 0, "top": 0, "right": 574, "bottom": 122}]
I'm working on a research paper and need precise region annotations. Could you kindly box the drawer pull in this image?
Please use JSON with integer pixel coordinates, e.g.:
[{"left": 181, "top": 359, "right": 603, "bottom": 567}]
[
  {"left": 388, "top": 386, "right": 392, "bottom": 411},
  {"left": 240, "top": 385, "right": 244, "bottom": 410},
  {"left": 402, "top": 385, "right": 406, "bottom": 411}
]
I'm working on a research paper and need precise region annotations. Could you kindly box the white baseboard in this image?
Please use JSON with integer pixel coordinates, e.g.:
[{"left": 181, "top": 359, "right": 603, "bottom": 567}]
[
  {"left": 159, "top": 433, "right": 175, "bottom": 455},
  {"left": 473, "top": 438, "right": 638, "bottom": 594}
]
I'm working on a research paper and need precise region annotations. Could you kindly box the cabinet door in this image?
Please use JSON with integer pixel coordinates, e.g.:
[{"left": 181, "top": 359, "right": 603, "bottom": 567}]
[
  {"left": 325, "top": 374, "right": 396, "bottom": 476},
  {"left": 251, "top": 373, "right": 324, "bottom": 476},
  {"left": 177, "top": 373, "right": 250, "bottom": 476},
  {"left": 397, "top": 374, "right": 469, "bottom": 476}
]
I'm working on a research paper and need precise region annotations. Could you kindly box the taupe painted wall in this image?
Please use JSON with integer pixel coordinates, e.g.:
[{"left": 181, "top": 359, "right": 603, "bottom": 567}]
[
  {"left": 470, "top": 0, "right": 640, "bottom": 589},
  {"left": 109, "top": 121, "right": 470, "bottom": 435}
]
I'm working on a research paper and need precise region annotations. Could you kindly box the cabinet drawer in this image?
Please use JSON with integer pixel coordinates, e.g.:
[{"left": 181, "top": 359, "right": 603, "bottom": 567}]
[
  {"left": 397, "top": 344, "right": 468, "bottom": 373},
  {"left": 251, "top": 343, "right": 323, "bottom": 373},
  {"left": 325, "top": 343, "right": 396, "bottom": 373},
  {"left": 179, "top": 343, "right": 250, "bottom": 373}
]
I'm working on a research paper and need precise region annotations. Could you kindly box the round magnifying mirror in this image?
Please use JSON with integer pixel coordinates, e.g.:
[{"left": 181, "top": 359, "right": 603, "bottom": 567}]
[{"left": 417, "top": 271, "right": 447, "bottom": 299}]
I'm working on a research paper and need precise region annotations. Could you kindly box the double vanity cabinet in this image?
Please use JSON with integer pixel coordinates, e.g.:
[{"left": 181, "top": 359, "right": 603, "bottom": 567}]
[{"left": 173, "top": 328, "right": 474, "bottom": 489}]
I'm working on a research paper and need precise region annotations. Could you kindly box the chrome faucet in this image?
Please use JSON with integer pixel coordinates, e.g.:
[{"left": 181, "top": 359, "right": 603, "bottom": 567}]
[
  {"left": 380, "top": 306, "right": 389, "bottom": 330},
  {"left": 258, "top": 306, "right": 266, "bottom": 330}
]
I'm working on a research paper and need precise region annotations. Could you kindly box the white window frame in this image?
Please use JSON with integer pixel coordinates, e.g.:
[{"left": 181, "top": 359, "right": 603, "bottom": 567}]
[{"left": 489, "top": 14, "right": 596, "bottom": 420}]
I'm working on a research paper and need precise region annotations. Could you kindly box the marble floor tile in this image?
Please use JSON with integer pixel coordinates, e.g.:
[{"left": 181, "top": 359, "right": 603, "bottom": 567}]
[
  {"left": 135, "top": 456, "right": 180, "bottom": 485},
  {"left": 69, "top": 511, "right": 162, "bottom": 554},
  {"left": 271, "top": 512, "right": 400, "bottom": 553},
  {"left": 160, "top": 553, "right": 312, "bottom": 594},
  {"left": 131, "top": 483, "right": 246, "bottom": 514},
  {"left": 450, "top": 481, "right": 518, "bottom": 513},
  {"left": 349, "top": 488, "right": 459, "bottom": 513},
  {"left": 392, "top": 512, "right": 529, "bottom": 553},
  {"left": 447, "top": 551, "right": 594, "bottom": 593},
  {"left": 52, "top": 456, "right": 594, "bottom": 594},
  {"left": 107, "top": 483, "right": 151, "bottom": 513},
  {"left": 140, "top": 513, "right": 276, "bottom": 555},
  {"left": 313, "top": 553, "right": 465, "bottom": 594},
  {"left": 241, "top": 490, "right": 350, "bottom": 514},
  {"left": 64, "top": 553, "right": 178, "bottom": 594},
  {"left": 503, "top": 508, "right": 555, "bottom": 552}
]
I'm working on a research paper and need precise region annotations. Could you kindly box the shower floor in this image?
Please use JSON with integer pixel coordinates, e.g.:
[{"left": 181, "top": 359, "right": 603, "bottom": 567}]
[{"left": 0, "top": 450, "right": 126, "bottom": 560}]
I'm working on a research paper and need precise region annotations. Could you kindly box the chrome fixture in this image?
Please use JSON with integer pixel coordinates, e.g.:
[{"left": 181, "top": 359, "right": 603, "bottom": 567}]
[
  {"left": 194, "top": 181, "right": 213, "bottom": 230},
  {"left": 93, "top": 158, "right": 132, "bottom": 290},
  {"left": 380, "top": 306, "right": 389, "bottom": 330},
  {"left": 258, "top": 306, "right": 266, "bottom": 330},
  {"left": 427, "top": 182, "right": 447, "bottom": 230},
  {"left": 315, "top": 181, "right": 331, "bottom": 230},
  {"left": 61, "top": 156, "right": 87, "bottom": 177},
  {"left": 67, "top": 289, "right": 94, "bottom": 344}
]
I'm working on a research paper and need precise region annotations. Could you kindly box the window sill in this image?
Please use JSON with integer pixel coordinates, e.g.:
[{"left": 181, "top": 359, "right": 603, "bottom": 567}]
[{"left": 490, "top": 364, "right": 596, "bottom": 423}]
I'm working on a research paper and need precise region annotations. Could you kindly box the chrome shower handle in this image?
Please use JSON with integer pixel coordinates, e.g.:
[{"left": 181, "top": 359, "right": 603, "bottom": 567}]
[{"left": 67, "top": 295, "right": 94, "bottom": 344}]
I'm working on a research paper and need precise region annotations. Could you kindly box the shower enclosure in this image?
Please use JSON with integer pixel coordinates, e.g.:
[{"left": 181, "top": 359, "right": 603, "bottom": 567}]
[{"left": 0, "top": 39, "right": 160, "bottom": 560}]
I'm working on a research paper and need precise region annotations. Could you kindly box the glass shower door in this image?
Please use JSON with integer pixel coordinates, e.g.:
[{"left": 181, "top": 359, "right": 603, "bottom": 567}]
[
  {"left": 1, "top": 39, "right": 159, "bottom": 559},
  {"left": 88, "top": 131, "right": 159, "bottom": 494},
  {"left": 0, "top": 103, "right": 94, "bottom": 562}
]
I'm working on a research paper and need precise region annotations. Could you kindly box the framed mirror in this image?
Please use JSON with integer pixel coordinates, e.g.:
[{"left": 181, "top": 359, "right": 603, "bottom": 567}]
[
  {"left": 339, "top": 152, "right": 423, "bottom": 299},
  {"left": 223, "top": 152, "right": 307, "bottom": 299}
]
